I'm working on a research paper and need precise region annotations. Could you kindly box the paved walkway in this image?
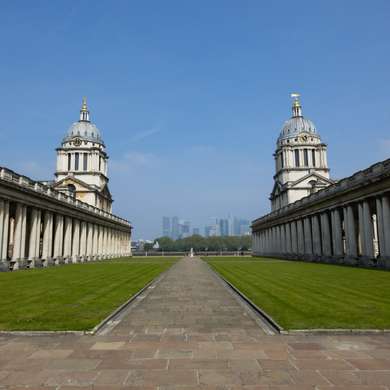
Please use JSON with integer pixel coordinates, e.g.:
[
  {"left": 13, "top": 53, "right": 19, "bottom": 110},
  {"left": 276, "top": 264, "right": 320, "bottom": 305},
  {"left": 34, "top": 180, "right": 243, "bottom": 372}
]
[{"left": 0, "top": 257, "right": 390, "bottom": 389}]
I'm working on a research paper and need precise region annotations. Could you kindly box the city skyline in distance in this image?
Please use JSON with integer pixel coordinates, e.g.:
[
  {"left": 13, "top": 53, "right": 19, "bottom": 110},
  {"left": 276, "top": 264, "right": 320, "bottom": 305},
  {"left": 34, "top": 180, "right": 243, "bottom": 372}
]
[{"left": 161, "top": 215, "right": 250, "bottom": 240}]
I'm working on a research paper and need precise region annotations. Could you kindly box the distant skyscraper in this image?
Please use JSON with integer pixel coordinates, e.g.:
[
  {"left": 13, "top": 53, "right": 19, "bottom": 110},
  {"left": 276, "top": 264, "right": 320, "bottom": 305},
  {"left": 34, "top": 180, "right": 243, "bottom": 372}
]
[
  {"left": 233, "top": 218, "right": 250, "bottom": 236},
  {"left": 162, "top": 216, "right": 171, "bottom": 237},
  {"left": 205, "top": 223, "right": 218, "bottom": 237},
  {"left": 228, "top": 214, "right": 234, "bottom": 236},
  {"left": 192, "top": 228, "right": 200, "bottom": 235},
  {"left": 219, "top": 219, "right": 229, "bottom": 236},
  {"left": 171, "top": 216, "right": 180, "bottom": 240},
  {"left": 180, "top": 220, "right": 191, "bottom": 238}
]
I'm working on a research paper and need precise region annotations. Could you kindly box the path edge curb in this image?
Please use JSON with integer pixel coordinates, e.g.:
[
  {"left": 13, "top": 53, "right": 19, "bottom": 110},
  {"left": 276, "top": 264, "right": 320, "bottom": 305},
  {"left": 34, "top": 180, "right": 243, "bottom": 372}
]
[{"left": 202, "top": 258, "right": 283, "bottom": 334}]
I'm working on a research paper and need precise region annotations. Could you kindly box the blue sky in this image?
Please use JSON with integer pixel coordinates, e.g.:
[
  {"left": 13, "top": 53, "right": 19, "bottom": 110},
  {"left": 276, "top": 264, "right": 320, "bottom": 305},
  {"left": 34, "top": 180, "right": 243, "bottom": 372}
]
[{"left": 0, "top": 1, "right": 389, "bottom": 239}]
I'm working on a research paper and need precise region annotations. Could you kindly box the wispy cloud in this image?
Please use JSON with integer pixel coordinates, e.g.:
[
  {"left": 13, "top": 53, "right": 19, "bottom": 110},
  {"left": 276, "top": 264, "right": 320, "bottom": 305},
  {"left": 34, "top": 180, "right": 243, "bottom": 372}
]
[
  {"left": 124, "top": 151, "right": 156, "bottom": 166},
  {"left": 110, "top": 151, "right": 158, "bottom": 174},
  {"left": 130, "top": 127, "right": 161, "bottom": 143}
]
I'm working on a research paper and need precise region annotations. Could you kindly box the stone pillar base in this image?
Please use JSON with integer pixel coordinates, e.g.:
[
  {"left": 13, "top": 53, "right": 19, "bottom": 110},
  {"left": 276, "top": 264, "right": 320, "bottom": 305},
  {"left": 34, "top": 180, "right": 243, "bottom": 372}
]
[
  {"left": 342, "top": 257, "right": 358, "bottom": 266},
  {"left": 0, "top": 261, "right": 10, "bottom": 272},
  {"left": 55, "top": 257, "right": 64, "bottom": 265},
  {"left": 29, "top": 259, "right": 43, "bottom": 268},
  {"left": 359, "top": 257, "right": 374, "bottom": 267},
  {"left": 12, "top": 259, "right": 28, "bottom": 270},
  {"left": 377, "top": 258, "right": 390, "bottom": 269},
  {"left": 72, "top": 256, "right": 80, "bottom": 264},
  {"left": 43, "top": 258, "right": 55, "bottom": 267}
]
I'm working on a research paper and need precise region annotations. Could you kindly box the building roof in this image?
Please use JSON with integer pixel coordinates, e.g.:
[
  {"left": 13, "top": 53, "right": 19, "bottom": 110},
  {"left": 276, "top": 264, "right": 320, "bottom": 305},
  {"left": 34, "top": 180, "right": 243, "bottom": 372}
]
[
  {"left": 278, "top": 94, "right": 319, "bottom": 141},
  {"left": 62, "top": 98, "right": 104, "bottom": 145}
]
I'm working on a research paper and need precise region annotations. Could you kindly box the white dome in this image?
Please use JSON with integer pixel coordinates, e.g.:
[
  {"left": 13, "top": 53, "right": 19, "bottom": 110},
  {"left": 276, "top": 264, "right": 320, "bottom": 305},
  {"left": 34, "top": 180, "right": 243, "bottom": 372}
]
[
  {"left": 64, "top": 121, "right": 103, "bottom": 144},
  {"left": 279, "top": 116, "right": 317, "bottom": 141}
]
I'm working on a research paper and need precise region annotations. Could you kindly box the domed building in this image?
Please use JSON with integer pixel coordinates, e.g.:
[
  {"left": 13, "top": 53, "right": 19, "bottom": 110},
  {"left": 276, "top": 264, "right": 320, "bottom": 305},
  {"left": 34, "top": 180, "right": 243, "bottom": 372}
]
[
  {"left": 53, "top": 98, "right": 113, "bottom": 212},
  {"left": 270, "top": 94, "right": 334, "bottom": 211}
]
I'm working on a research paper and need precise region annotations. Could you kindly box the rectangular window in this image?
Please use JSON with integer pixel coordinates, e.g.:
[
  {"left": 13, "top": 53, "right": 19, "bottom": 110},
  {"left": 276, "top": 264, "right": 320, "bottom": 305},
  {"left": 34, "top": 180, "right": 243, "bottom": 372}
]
[
  {"left": 312, "top": 149, "right": 316, "bottom": 167},
  {"left": 67, "top": 154, "right": 71, "bottom": 171},
  {"left": 83, "top": 153, "right": 88, "bottom": 171},
  {"left": 75, "top": 153, "right": 79, "bottom": 171},
  {"left": 281, "top": 152, "right": 284, "bottom": 168},
  {"left": 295, "top": 149, "right": 300, "bottom": 167},
  {"left": 303, "top": 149, "right": 308, "bottom": 166},
  {"left": 99, "top": 156, "right": 101, "bottom": 171}
]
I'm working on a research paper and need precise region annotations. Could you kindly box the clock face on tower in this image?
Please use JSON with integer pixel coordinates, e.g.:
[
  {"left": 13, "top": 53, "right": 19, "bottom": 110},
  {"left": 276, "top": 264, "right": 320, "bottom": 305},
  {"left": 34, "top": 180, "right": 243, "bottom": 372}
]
[{"left": 73, "top": 138, "right": 82, "bottom": 147}]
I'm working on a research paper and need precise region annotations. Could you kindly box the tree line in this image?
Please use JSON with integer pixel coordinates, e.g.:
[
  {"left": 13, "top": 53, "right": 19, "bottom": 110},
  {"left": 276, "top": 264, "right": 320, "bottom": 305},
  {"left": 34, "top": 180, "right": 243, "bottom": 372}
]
[{"left": 146, "top": 235, "right": 252, "bottom": 252}]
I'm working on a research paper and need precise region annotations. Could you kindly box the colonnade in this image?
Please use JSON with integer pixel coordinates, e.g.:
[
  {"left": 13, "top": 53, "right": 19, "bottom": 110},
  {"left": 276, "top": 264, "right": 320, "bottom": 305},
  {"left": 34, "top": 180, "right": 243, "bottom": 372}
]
[
  {"left": 0, "top": 198, "right": 132, "bottom": 271},
  {"left": 252, "top": 160, "right": 390, "bottom": 269},
  {"left": 253, "top": 194, "right": 390, "bottom": 268}
]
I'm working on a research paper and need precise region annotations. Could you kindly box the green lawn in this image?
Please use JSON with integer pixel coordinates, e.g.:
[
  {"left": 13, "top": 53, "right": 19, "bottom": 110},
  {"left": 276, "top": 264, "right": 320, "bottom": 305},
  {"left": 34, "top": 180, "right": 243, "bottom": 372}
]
[
  {"left": 0, "top": 257, "right": 177, "bottom": 331},
  {"left": 204, "top": 256, "right": 390, "bottom": 330}
]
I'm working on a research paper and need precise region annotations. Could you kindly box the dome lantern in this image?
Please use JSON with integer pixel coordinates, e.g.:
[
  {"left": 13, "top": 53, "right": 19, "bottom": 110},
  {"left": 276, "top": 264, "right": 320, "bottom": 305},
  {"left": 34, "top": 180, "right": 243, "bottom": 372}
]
[
  {"left": 278, "top": 93, "right": 318, "bottom": 142},
  {"left": 79, "top": 97, "right": 90, "bottom": 122}
]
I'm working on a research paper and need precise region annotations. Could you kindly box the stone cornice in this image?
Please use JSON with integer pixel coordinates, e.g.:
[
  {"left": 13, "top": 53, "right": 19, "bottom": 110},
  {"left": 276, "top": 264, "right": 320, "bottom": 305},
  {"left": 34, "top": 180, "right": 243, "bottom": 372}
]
[{"left": 0, "top": 166, "right": 131, "bottom": 231}]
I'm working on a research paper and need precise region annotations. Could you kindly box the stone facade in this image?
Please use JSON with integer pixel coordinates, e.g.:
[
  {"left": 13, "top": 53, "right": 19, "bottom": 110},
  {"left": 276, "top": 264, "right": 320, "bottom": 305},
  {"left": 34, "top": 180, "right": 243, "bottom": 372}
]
[
  {"left": 270, "top": 94, "right": 334, "bottom": 211},
  {"left": 53, "top": 98, "right": 113, "bottom": 212},
  {"left": 252, "top": 159, "right": 390, "bottom": 268},
  {"left": 0, "top": 167, "right": 132, "bottom": 271}
]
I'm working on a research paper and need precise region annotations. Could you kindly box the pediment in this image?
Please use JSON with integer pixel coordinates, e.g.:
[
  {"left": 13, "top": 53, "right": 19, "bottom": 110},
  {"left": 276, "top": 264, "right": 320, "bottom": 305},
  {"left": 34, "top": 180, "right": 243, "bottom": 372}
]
[
  {"left": 53, "top": 176, "right": 94, "bottom": 192},
  {"left": 290, "top": 172, "right": 334, "bottom": 189}
]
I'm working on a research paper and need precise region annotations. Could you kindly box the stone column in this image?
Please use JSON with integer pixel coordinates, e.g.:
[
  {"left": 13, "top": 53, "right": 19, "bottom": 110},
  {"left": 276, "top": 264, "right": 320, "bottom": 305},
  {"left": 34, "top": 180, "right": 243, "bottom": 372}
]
[
  {"left": 28, "top": 208, "right": 42, "bottom": 268},
  {"left": 86, "top": 222, "right": 93, "bottom": 261},
  {"left": 331, "top": 208, "right": 343, "bottom": 259},
  {"left": 359, "top": 200, "right": 374, "bottom": 262},
  {"left": 93, "top": 224, "right": 99, "bottom": 259},
  {"left": 0, "top": 199, "right": 10, "bottom": 271},
  {"left": 53, "top": 214, "right": 64, "bottom": 264},
  {"left": 115, "top": 231, "right": 120, "bottom": 257},
  {"left": 63, "top": 217, "right": 73, "bottom": 263},
  {"left": 343, "top": 205, "right": 358, "bottom": 260},
  {"left": 311, "top": 214, "right": 322, "bottom": 257},
  {"left": 303, "top": 217, "right": 313, "bottom": 258},
  {"left": 103, "top": 227, "right": 108, "bottom": 259},
  {"left": 108, "top": 228, "right": 113, "bottom": 259},
  {"left": 320, "top": 212, "right": 332, "bottom": 258},
  {"left": 42, "top": 211, "right": 54, "bottom": 266},
  {"left": 297, "top": 219, "right": 305, "bottom": 256},
  {"left": 72, "top": 219, "right": 80, "bottom": 263},
  {"left": 285, "top": 223, "right": 292, "bottom": 254},
  {"left": 290, "top": 221, "right": 298, "bottom": 255},
  {"left": 12, "top": 203, "right": 27, "bottom": 269},
  {"left": 280, "top": 224, "right": 286, "bottom": 255},
  {"left": 97, "top": 225, "right": 103, "bottom": 260},
  {"left": 79, "top": 221, "right": 87, "bottom": 262},
  {"left": 377, "top": 195, "right": 390, "bottom": 268}
]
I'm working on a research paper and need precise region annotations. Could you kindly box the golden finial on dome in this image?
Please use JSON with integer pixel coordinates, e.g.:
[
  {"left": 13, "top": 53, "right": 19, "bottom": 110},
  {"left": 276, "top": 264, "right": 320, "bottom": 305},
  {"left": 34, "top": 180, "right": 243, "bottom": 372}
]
[
  {"left": 290, "top": 93, "right": 302, "bottom": 117},
  {"left": 79, "top": 97, "right": 90, "bottom": 122},
  {"left": 81, "top": 96, "right": 88, "bottom": 111}
]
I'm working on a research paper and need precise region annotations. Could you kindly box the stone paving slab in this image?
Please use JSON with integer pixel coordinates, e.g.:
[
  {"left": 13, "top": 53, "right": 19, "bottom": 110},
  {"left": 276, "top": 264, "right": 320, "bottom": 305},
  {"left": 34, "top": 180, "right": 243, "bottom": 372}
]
[{"left": 0, "top": 257, "right": 389, "bottom": 389}]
